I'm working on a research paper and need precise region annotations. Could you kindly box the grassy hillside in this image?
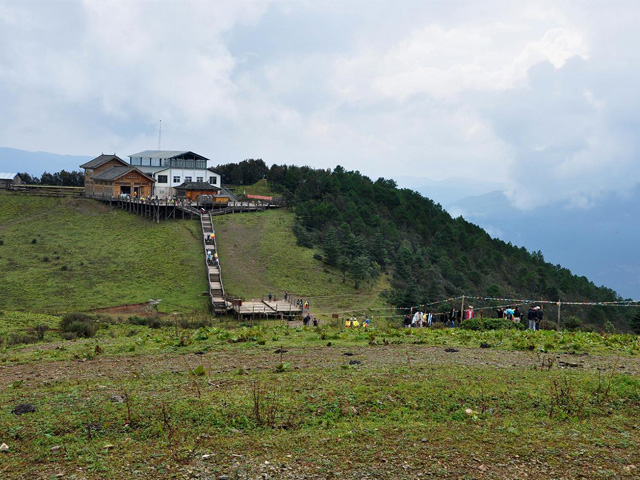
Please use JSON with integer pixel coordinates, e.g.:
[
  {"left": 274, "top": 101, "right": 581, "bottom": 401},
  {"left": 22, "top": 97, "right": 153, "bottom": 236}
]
[
  {"left": 0, "top": 192, "right": 208, "bottom": 313},
  {"left": 213, "top": 208, "right": 390, "bottom": 318}
]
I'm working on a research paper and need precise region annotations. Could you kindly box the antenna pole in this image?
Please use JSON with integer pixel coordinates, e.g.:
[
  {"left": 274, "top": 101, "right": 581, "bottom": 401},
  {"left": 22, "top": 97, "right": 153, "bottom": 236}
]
[{"left": 158, "top": 120, "right": 162, "bottom": 150}]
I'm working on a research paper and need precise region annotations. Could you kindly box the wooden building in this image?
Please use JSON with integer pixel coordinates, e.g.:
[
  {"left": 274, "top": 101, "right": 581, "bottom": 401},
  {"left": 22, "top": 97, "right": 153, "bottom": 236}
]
[
  {"left": 81, "top": 154, "right": 129, "bottom": 196},
  {"left": 174, "top": 181, "right": 228, "bottom": 202},
  {"left": 81, "top": 154, "right": 154, "bottom": 198},
  {"left": 0, "top": 172, "right": 22, "bottom": 189},
  {"left": 91, "top": 166, "right": 154, "bottom": 198}
]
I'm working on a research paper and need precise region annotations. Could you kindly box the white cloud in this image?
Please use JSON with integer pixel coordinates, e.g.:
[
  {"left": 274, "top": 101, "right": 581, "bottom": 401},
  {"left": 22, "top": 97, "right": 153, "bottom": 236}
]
[{"left": 0, "top": 0, "right": 639, "bottom": 212}]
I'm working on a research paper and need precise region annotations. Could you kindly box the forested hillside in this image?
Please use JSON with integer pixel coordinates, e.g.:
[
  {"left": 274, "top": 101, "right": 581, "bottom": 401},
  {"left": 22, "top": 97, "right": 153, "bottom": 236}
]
[{"left": 216, "top": 161, "right": 623, "bottom": 328}]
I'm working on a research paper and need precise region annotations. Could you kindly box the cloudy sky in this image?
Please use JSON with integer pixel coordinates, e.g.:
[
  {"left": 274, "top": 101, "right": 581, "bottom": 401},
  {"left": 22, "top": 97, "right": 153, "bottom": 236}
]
[{"left": 2, "top": 0, "right": 640, "bottom": 210}]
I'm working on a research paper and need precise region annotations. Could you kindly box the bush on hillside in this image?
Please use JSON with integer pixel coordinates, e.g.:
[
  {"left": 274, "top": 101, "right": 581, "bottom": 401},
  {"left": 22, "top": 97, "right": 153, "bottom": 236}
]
[
  {"left": 60, "top": 312, "right": 97, "bottom": 338},
  {"left": 7, "top": 332, "right": 39, "bottom": 346},
  {"left": 128, "top": 315, "right": 165, "bottom": 329},
  {"left": 539, "top": 320, "right": 557, "bottom": 331},
  {"left": 564, "top": 316, "right": 582, "bottom": 332},
  {"left": 461, "top": 318, "right": 524, "bottom": 331}
]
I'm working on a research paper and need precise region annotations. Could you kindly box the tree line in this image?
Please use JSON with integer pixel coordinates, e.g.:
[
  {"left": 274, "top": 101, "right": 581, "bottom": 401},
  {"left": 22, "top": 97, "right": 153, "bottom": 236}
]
[{"left": 18, "top": 170, "right": 84, "bottom": 187}]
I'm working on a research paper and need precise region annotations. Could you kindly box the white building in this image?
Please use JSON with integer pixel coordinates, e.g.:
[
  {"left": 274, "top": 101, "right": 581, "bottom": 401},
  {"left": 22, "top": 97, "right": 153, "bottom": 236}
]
[{"left": 128, "top": 150, "right": 221, "bottom": 198}]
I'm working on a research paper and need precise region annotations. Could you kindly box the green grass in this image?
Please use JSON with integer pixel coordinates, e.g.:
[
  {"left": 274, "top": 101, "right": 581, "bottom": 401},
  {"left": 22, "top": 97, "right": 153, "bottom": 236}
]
[
  {"left": 1, "top": 319, "right": 639, "bottom": 478},
  {"left": 0, "top": 192, "right": 208, "bottom": 313},
  {"left": 228, "top": 179, "right": 279, "bottom": 197},
  {"left": 213, "top": 208, "right": 391, "bottom": 318}
]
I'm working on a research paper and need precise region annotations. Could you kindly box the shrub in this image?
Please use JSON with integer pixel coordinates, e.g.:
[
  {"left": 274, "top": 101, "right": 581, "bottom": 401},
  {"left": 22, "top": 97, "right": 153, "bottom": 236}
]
[
  {"left": 60, "top": 313, "right": 97, "bottom": 338},
  {"left": 31, "top": 238, "right": 37, "bottom": 244},
  {"left": 128, "top": 315, "right": 165, "bottom": 329},
  {"left": 42, "top": 256, "right": 50, "bottom": 262},
  {"left": 0, "top": 239, "right": 4, "bottom": 245},
  {"left": 564, "top": 316, "right": 582, "bottom": 332},
  {"left": 539, "top": 320, "right": 557, "bottom": 331},
  {"left": 33, "top": 324, "right": 50, "bottom": 340},
  {"left": 7, "top": 333, "right": 39, "bottom": 345},
  {"left": 128, "top": 315, "right": 147, "bottom": 326},
  {"left": 313, "top": 253, "right": 323, "bottom": 261},
  {"left": 60, "top": 265, "right": 68, "bottom": 271},
  {"left": 461, "top": 318, "right": 523, "bottom": 331},
  {"left": 178, "top": 317, "right": 211, "bottom": 329}
]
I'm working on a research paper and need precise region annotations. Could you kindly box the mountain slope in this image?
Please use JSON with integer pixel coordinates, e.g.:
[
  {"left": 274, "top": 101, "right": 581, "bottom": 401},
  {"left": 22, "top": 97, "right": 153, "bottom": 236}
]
[
  {"left": 0, "top": 147, "right": 91, "bottom": 176},
  {"left": 263, "top": 164, "right": 625, "bottom": 329}
]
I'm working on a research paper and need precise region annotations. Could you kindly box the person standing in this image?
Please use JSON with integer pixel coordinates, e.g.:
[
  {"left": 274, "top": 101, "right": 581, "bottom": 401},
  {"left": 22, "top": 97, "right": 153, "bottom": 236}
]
[
  {"left": 527, "top": 307, "right": 536, "bottom": 330},
  {"left": 536, "top": 306, "right": 544, "bottom": 330},
  {"left": 513, "top": 306, "right": 522, "bottom": 324}
]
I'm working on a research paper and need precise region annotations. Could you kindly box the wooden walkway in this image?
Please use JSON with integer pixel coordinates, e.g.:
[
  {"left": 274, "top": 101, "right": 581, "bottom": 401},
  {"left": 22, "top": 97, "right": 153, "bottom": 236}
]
[
  {"left": 86, "top": 195, "right": 283, "bottom": 222},
  {"left": 201, "top": 213, "right": 229, "bottom": 313},
  {"left": 232, "top": 299, "right": 303, "bottom": 318}
]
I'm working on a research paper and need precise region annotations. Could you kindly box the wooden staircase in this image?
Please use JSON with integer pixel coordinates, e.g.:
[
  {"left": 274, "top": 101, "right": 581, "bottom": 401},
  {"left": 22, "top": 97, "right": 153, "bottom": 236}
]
[{"left": 201, "top": 213, "right": 229, "bottom": 313}]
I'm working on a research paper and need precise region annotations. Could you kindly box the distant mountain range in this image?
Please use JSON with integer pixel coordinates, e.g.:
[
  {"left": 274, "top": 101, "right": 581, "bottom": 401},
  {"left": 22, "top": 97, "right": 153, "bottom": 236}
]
[
  {"left": 0, "top": 147, "right": 92, "bottom": 175},
  {"left": 443, "top": 189, "right": 640, "bottom": 299}
]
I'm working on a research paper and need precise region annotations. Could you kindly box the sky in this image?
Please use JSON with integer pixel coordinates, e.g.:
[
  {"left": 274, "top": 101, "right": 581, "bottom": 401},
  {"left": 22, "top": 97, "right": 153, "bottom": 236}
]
[{"left": 1, "top": 0, "right": 640, "bottom": 211}]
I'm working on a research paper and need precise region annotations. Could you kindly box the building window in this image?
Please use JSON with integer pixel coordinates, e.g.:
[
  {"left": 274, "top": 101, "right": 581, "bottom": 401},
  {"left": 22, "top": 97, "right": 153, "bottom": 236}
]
[
  {"left": 173, "top": 176, "right": 180, "bottom": 184},
  {"left": 185, "top": 176, "right": 192, "bottom": 182},
  {"left": 196, "top": 176, "right": 203, "bottom": 182},
  {"left": 157, "top": 175, "right": 168, "bottom": 184},
  {"left": 209, "top": 176, "right": 217, "bottom": 185}
]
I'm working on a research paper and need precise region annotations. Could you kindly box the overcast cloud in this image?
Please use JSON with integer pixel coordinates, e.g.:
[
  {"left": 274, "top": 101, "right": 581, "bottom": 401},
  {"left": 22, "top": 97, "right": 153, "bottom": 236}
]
[{"left": 1, "top": 0, "right": 639, "bottom": 209}]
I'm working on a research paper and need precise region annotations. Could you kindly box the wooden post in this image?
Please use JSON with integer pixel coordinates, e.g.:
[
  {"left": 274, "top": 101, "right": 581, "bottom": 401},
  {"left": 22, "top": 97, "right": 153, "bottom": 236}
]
[
  {"left": 557, "top": 300, "right": 561, "bottom": 331},
  {"left": 460, "top": 295, "right": 465, "bottom": 323}
]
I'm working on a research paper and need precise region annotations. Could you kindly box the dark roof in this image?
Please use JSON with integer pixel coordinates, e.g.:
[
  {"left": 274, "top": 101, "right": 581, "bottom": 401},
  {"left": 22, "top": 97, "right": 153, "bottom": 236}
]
[
  {"left": 128, "top": 150, "right": 209, "bottom": 161},
  {"left": 92, "top": 166, "right": 154, "bottom": 182},
  {"left": 80, "top": 154, "right": 127, "bottom": 169},
  {"left": 174, "top": 181, "right": 221, "bottom": 191}
]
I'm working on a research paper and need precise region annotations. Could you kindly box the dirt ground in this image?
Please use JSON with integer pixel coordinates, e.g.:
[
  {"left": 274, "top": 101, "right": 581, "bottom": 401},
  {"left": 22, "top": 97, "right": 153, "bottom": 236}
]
[{"left": 1, "top": 344, "right": 638, "bottom": 389}]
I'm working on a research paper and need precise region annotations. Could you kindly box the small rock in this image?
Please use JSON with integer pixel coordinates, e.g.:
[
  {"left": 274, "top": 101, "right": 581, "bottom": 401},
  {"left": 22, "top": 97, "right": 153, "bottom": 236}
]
[
  {"left": 102, "top": 444, "right": 114, "bottom": 450},
  {"left": 343, "top": 352, "right": 354, "bottom": 356},
  {"left": 12, "top": 403, "right": 36, "bottom": 415},
  {"left": 326, "top": 342, "right": 332, "bottom": 347},
  {"left": 444, "top": 348, "right": 459, "bottom": 353},
  {"left": 274, "top": 348, "right": 287, "bottom": 354},
  {"left": 218, "top": 476, "right": 229, "bottom": 480},
  {"left": 421, "top": 438, "right": 428, "bottom": 443},
  {"left": 349, "top": 359, "right": 362, "bottom": 365},
  {"left": 110, "top": 395, "right": 125, "bottom": 403},
  {"left": 50, "top": 445, "right": 62, "bottom": 451},
  {"left": 0, "top": 443, "right": 9, "bottom": 452},
  {"left": 480, "top": 342, "right": 491, "bottom": 349},
  {"left": 202, "top": 454, "right": 212, "bottom": 459}
]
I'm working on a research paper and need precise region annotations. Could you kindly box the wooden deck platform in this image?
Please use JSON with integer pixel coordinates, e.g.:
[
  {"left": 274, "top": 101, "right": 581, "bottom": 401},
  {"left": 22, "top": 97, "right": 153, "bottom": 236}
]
[{"left": 232, "top": 300, "right": 303, "bottom": 317}]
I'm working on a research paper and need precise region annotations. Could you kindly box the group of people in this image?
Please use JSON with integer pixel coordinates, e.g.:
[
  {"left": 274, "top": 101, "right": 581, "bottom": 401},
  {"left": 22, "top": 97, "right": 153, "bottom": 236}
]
[
  {"left": 527, "top": 306, "right": 544, "bottom": 331},
  {"left": 206, "top": 248, "right": 218, "bottom": 266},
  {"left": 303, "top": 313, "right": 319, "bottom": 327},
  {"left": 345, "top": 317, "right": 371, "bottom": 328},
  {"left": 401, "top": 304, "right": 544, "bottom": 330}
]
